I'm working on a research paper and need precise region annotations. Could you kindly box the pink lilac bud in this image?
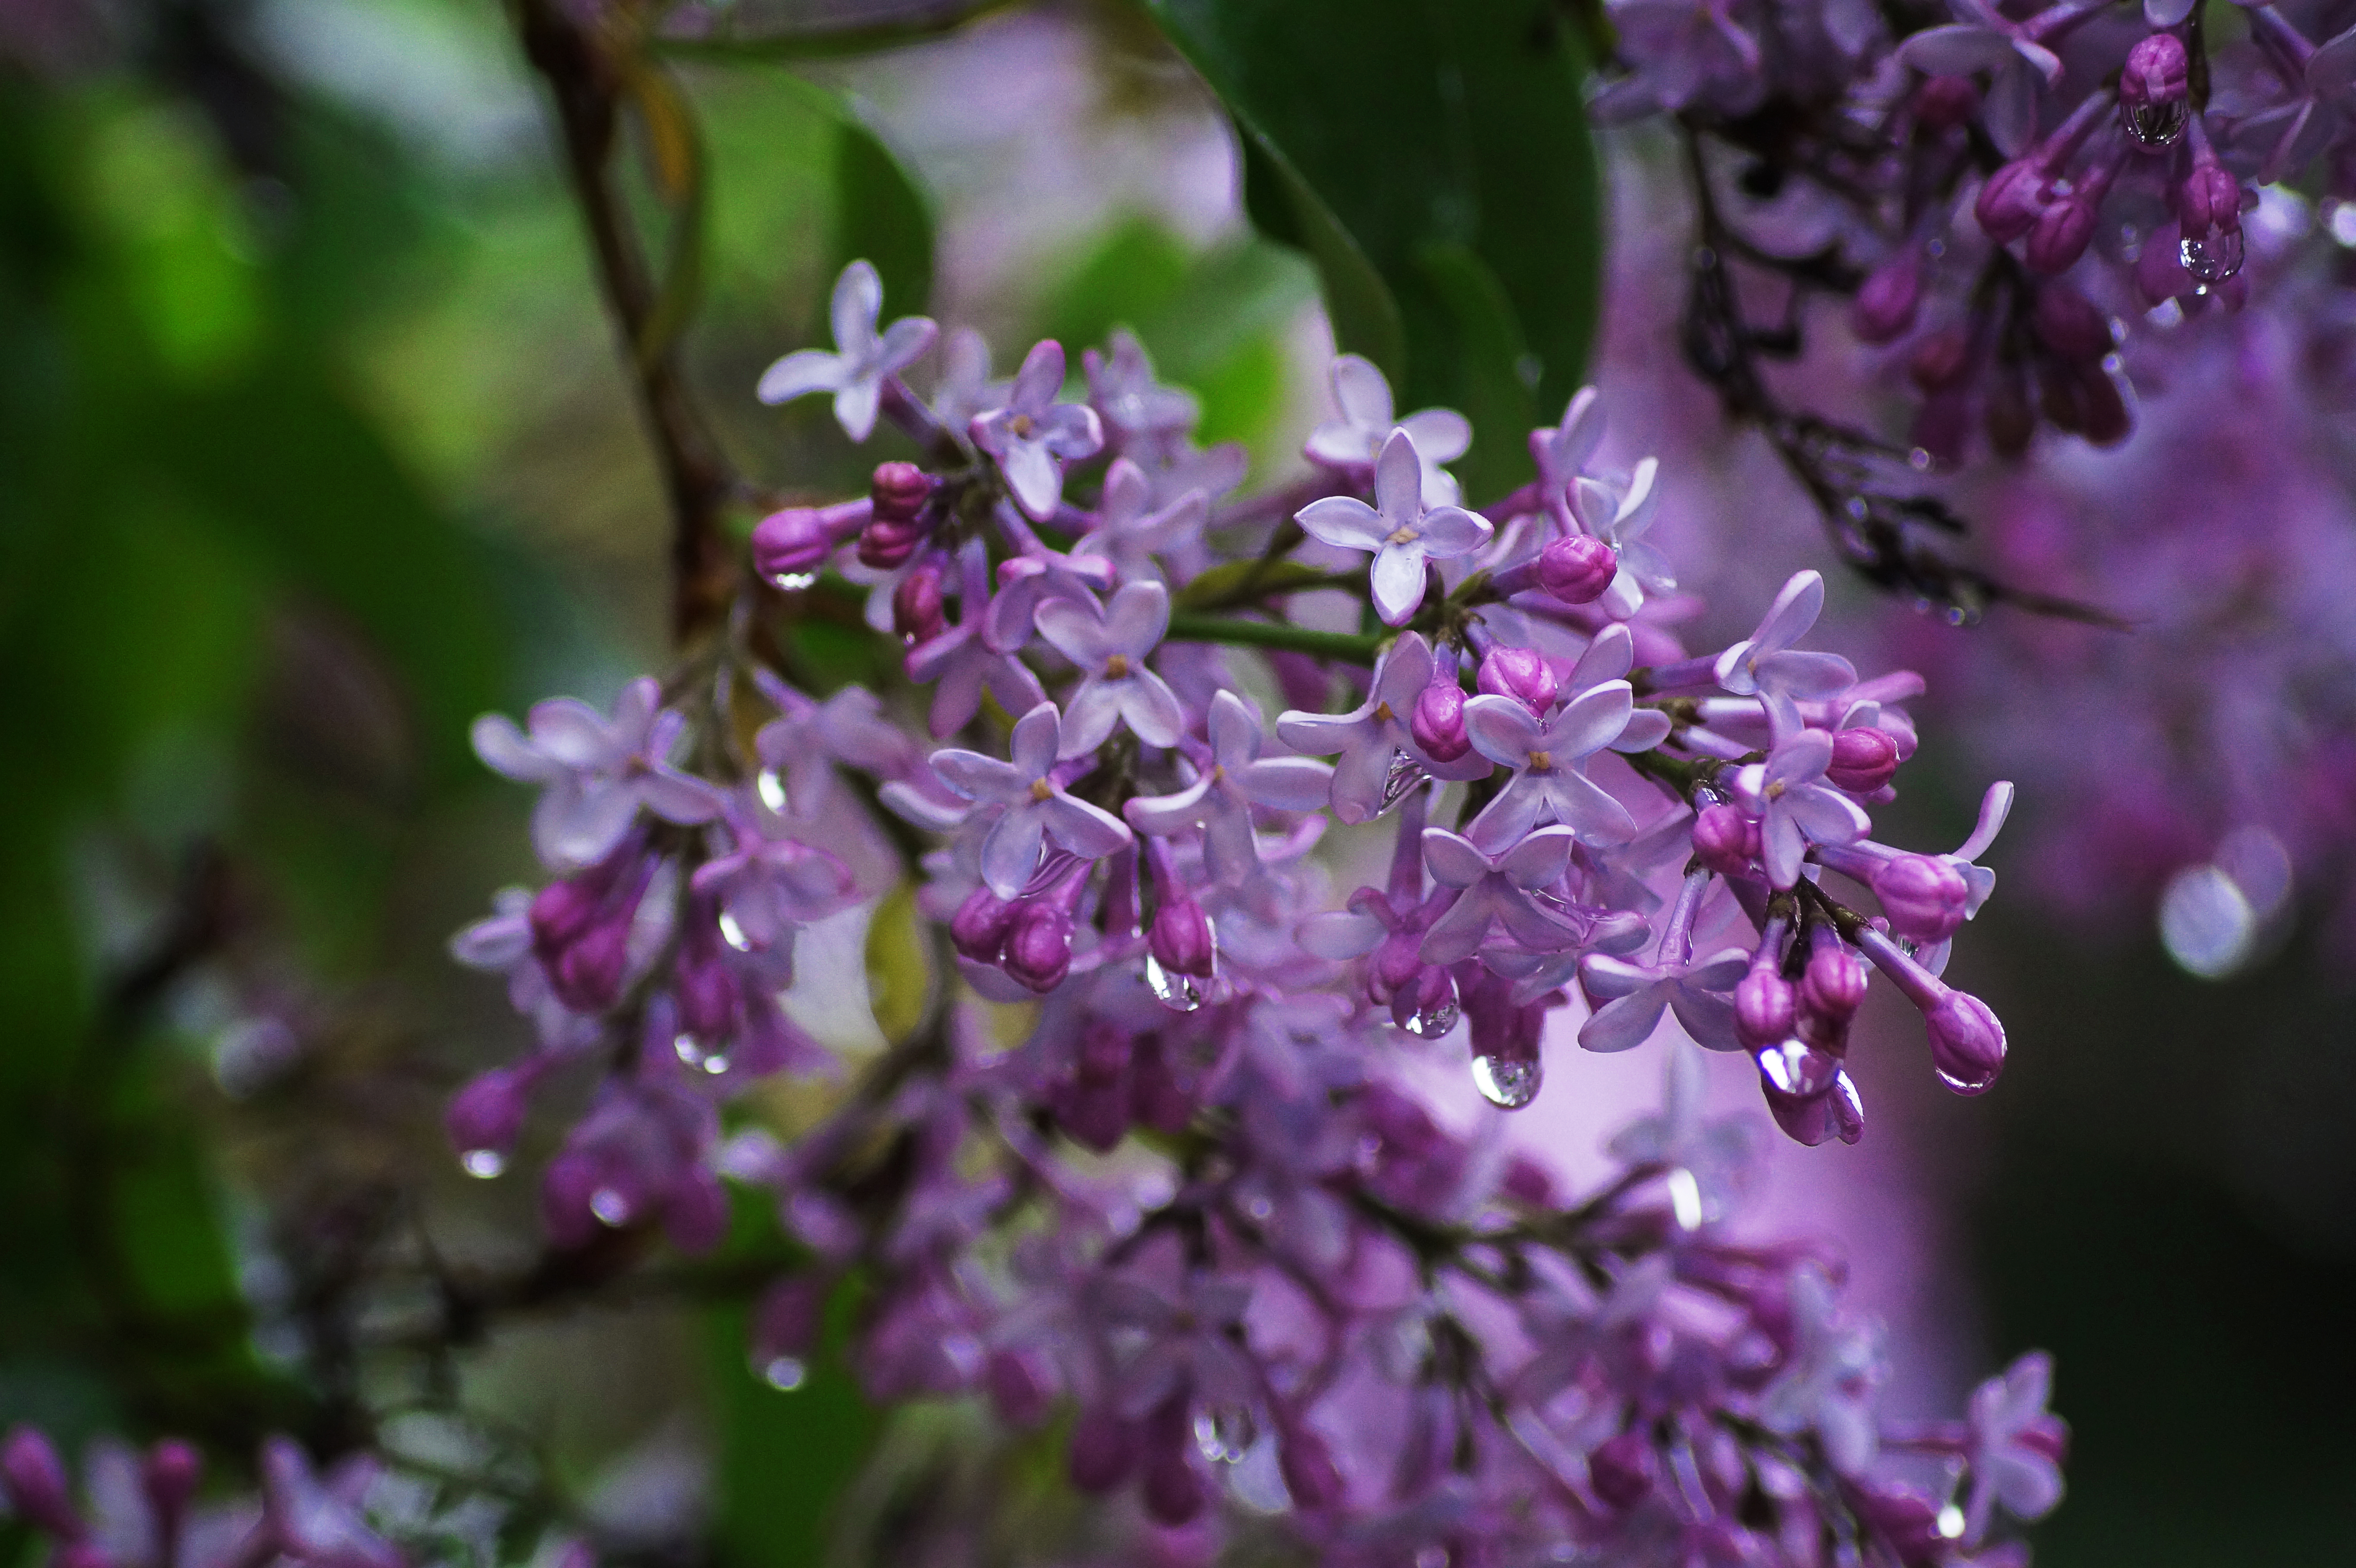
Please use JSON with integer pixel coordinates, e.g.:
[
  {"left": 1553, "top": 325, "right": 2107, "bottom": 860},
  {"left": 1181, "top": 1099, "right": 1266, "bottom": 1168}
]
[
  {"left": 1276, "top": 1422, "right": 1346, "bottom": 1511},
  {"left": 1875, "top": 854, "right": 1970, "bottom": 942},
  {"left": 892, "top": 564, "right": 946, "bottom": 645},
  {"left": 1802, "top": 942, "right": 1869, "bottom": 1024},
  {"left": 2026, "top": 194, "right": 2101, "bottom": 274},
  {"left": 1410, "top": 677, "right": 1471, "bottom": 762},
  {"left": 2175, "top": 163, "right": 2242, "bottom": 239},
  {"left": 986, "top": 1348, "right": 1054, "bottom": 1429},
  {"left": 2119, "top": 32, "right": 2191, "bottom": 149},
  {"left": 1913, "top": 74, "right": 1981, "bottom": 130},
  {"left": 551, "top": 915, "right": 632, "bottom": 1013},
  {"left": 1589, "top": 1431, "right": 1653, "bottom": 1511},
  {"left": 142, "top": 1441, "right": 201, "bottom": 1529},
  {"left": 1851, "top": 252, "right": 1921, "bottom": 344},
  {"left": 870, "top": 460, "right": 932, "bottom": 522},
  {"left": 2, "top": 1426, "right": 80, "bottom": 1539},
  {"left": 1477, "top": 645, "right": 1558, "bottom": 715},
  {"left": 447, "top": 1067, "right": 530, "bottom": 1168},
  {"left": 2044, "top": 361, "right": 2131, "bottom": 446},
  {"left": 1976, "top": 159, "right": 2052, "bottom": 244},
  {"left": 1067, "top": 1404, "right": 1139, "bottom": 1492},
  {"left": 2033, "top": 286, "right": 2111, "bottom": 361},
  {"left": 751, "top": 500, "right": 865, "bottom": 582},
  {"left": 1736, "top": 971, "right": 1797, "bottom": 1050},
  {"left": 950, "top": 886, "right": 1017, "bottom": 964},
  {"left": 1926, "top": 990, "right": 2007, "bottom": 1093},
  {"left": 1826, "top": 727, "right": 1900, "bottom": 792},
  {"left": 856, "top": 515, "right": 924, "bottom": 570},
  {"left": 675, "top": 939, "right": 737, "bottom": 1042},
  {"left": 1002, "top": 903, "right": 1076, "bottom": 993},
  {"left": 1501, "top": 1152, "right": 1555, "bottom": 1204},
  {"left": 1536, "top": 533, "right": 1618, "bottom": 604},
  {"left": 1907, "top": 328, "right": 1972, "bottom": 392},
  {"left": 1692, "top": 803, "right": 1755, "bottom": 876},
  {"left": 1148, "top": 898, "right": 1216, "bottom": 977}
]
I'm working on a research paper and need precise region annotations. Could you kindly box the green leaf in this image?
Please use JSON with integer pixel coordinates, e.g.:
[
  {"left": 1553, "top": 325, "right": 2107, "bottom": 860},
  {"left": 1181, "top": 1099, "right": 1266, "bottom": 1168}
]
[
  {"left": 1140, "top": 0, "right": 1604, "bottom": 503},
  {"left": 773, "top": 76, "right": 936, "bottom": 317}
]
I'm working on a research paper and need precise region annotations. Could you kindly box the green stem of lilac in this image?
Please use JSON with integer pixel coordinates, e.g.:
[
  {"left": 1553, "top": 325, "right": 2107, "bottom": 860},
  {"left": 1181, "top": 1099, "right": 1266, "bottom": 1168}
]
[{"left": 1163, "top": 614, "right": 1384, "bottom": 664}]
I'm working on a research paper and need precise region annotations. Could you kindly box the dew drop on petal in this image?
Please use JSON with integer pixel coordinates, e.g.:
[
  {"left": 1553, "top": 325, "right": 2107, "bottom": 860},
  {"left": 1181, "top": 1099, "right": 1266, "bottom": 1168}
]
[
  {"left": 1143, "top": 955, "right": 1204, "bottom": 1013},
  {"left": 2179, "top": 228, "right": 2244, "bottom": 285},
  {"left": 460, "top": 1149, "right": 506, "bottom": 1180},
  {"left": 760, "top": 1355, "right": 807, "bottom": 1391},
  {"left": 701, "top": 1053, "right": 731, "bottom": 1076},
  {"left": 674, "top": 1032, "right": 707, "bottom": 1068},
  {"left": 770, "top": 571, "right": 819, "bottom": 592},
  {"left": 589, "top": 1188, "right": 632, "bottom": 1227},
  {"left": 2159, "top": 863, "right": 2256, "bottom": 979},
  {"left": 1193, "top": 1404, "right": 1257, "bottom": 1464},
  {"left": 2122, "top": 100, "right": 2187, "bottom": 149},
  {"left": 1471, "top": 1053, "right": 1543, "bottom": 1110}
]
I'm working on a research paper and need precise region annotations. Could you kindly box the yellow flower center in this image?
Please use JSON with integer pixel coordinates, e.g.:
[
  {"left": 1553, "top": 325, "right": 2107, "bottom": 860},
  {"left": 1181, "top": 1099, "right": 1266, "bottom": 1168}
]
[
  {"left": 1009, "top": 413, "right": 1036, "bottom": 437},
  {"left": 1105, "top": 654, "right": 1130, "bottom": 679},
  {"left": 1529, "top": 750, "right": 1552, "bottom": 771},
  {"left": 1030, "top": 778, "right": 1054, "bottom": 802},
  {"left": 1385, "top": 525, "right": 1420, "bottom": 547}
]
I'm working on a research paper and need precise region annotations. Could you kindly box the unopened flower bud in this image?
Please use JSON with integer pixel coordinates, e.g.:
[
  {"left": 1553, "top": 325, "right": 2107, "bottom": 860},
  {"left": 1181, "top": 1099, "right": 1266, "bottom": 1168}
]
[
  {"left": 950, "top": 886, "right": 1017, "bottom": 964},
  {"left": 1826, "top": 726, "right": 1900, "bottom": 792},
  {"left": 2026, "top": 196, "right": 2100, "bottom": 274},
  {"left": 856, "top": 514, "right": 924, "bottom": 570},
  {"left": 2033, "top": 286, "right": 2111, "bottom": 361},
  {"left": 1148, "top": 898, "right": 1216, "bottom": 977},
  {"left": 1912, "top": 74, "right": 1981, "bottom": 130},
  {"left": 529, "top": 876, "right": 605, "bottom": 955},
  {"left": 1976, "top": 159, "right": 2052, "bottom": 244},
  {"left": 869, "top": 460, "right": 932, "bottom": 522},
  {"left": 1536, "top": 533, "right": 1618, "bottom": 604},
  {"left": 751, "top": 502, "right": 864, "bottom": 583},
  {"left": 1589, "top": 1431, "right": 1653, "bottom": 1512},
  {"left": 2119, "top": 32, "right": 2190, "bottom": 149},
  {"left": 1986, "top": 363, "right": 2037, "bottom": 458},
  {"left": 1276, "top": 1422, "right": 1346, "bottom": 1511},
  {"left": 1875, "top": 853, "right": 1971, "bottom": 942},
  {"left": 2, "top": 1427, "right": 80, "bottom": 1538},
  {"left": 142, "top": 1441, "right": 201, "bottom": 1528},
  {"left": 1926, "top": 989, "right": 2006, "bottom": 1093},
  {"left": 1802, "top": 943, "right": 1869, "bottom": 1024},
  {"left": 1692, "top": 803, "right": 1755, "bottom": 876},
  {"left": 1852, "top": 252, "right": 1921, "bottom": 344},
  {"left": 1002, "top": 903, "right": 1076, "bottom": 993},
  {"left": 1141, "top": 1400, "right": 1205, "bottom": 1524},
  {"left": 447, "top": 1068, "right": 529, "bottom": 1169},
  {"left": 1067, "top": 1405, "right": 1139, "bottom": 1493},
  {"left": 553, "top": 916, "right": 632, "bottom": 1012},
  {"left": 2175, "top": 164, "right": 2243, "bottom": 239},
  {"left": 752, "top": 1274, "right": 827, "bottom": 1369},
  {"left": 1908, "top": 328, "right": 1973, "bottom": 392},
  {"left": 892, "top": 563, "right": 947, "bottom": 644},
  {"left": 1477, "top": 645, "right": 1558, "bottom": 716},
  {"left": 1735, "top": 971, "right": 1797, "bottom": 1049},
  {"left": 1411, "top": 678, "right": 1471, "bottom": 762},
  {"left": 675, "top": 943, "right": 738, "bottom": 1041},
  {"left": 986, "top": 1348, "right": 1054, "bottom": 1429}
]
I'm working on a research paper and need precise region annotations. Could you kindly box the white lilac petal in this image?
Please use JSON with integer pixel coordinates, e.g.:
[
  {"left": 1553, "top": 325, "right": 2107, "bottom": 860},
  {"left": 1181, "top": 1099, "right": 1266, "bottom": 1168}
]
[
  {"left": 1415, "top": 505, "right": 1493, "bottom": 558},
  {"left": 978, "top": 808, "right": 1049, "bottom": 898},
  {"left": 1370, "top": 545, "right": 1431, "bottom": 626},
  {"left": 757, "top": 348, "right": 846, "bottom": 407},
  {"left": 472, "top": 713, "right": 557, "bottom": 781}
]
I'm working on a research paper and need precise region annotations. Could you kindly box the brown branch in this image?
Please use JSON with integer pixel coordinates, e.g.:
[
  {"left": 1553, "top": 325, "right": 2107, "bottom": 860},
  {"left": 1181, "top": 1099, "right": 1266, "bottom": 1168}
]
[{"left": 515, "top": 0, "right": 739, "bottom": 645}]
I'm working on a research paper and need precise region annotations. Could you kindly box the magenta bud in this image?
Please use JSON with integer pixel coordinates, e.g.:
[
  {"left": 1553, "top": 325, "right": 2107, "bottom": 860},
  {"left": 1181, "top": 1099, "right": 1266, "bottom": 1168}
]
[
  {"left": 553, "top": 917, "right": 632, "bottom": 1012},
  {"left": 1589, "top": 1431, "right": 1653, "bottom": 1512},
  {"left": 529, "top": 877, "right": 604, "bottom": 955},
  {"left": 2176, "top": 164, "right": 2243, "bottom": 238},
  {"left": 1002, "top": 903, "right": 1076, "bottom": 993},
  {"left": 1875, "top": 854, "right": 1970, "bottom": 943},
  {"left": 1410, "top": 679, "right": 1471, "bottom": 762},
  {"left": 1976, "top": 160, "right": 2052, "bottom": 244},
  {"left": 891, "top": 563, "right": 947, "bottom": 644},
  {"left": 1735, "top": 971, "right": 1797, "bottom": 1049},
  {"left": 1852, "top": 252, "right": 1922, "bottom": 344},
  {"left": 1141, "top": 1442, "right": 1205, "bottom": 1527},
  {"left": 142, "top": 1440, "right": 201, "bottom": 1525},
  {"left": 1067, "top": 1405, "right": 1139, "bottom": 1493},
  {"left": 1826, "top": 726, "right": 1900, "bottom": 792},
  {"left": 675, "top": 949, "right": 737, "bottom": 1042},
  {"left": 1148, "top": 898, "right": 1216, "bottom": 977},
  {"left": 2025, "top": 196, "right": 2100, "bottom": 274},
  {"left": 751, "top": 506, "right": 849, "bottom": 582},
  {"left": 1477, "top": 645, "right": 1558, "bottom": 715},
  {"left": 753, "top": 1274, "right": 828, "bottom": 1365},
  {"left": 447, "top": 1068, "right": 529, "bottom": 1166},
  {"left": 1926, "top": 990, "right": 2006, "bottom": 1093},
  {"left": 1277, "top": 1423, "right": 1345, "bottom": 1511},
  {"left": 1535, "top": 533, "right": 1618, "bottom": 605},
  {"left": 1501, "top": 1152, "right": 1555, "bottom": 1205},
  {"left": 869, "top": 460, "right": 932, "bottom": 522},
  {"left": 2120, "top": 33, "right": 2191, "bottom": 147},
  {"left": 2, "top": 1427, "right": 80, "bottom": 1539},
  {"left": 950, "top": 886, "right": 1017, "bottom": 964},
  {"left": 1802, "top": 944, "right": 1869, "bottom": 1023},
  {"left": 2033, "top": 286, "right": 2111, "bottom": 361},
  {"left": 1907, "top": 328, "right": 1973, "bottom": 393},
  {"left": 986, "top": 1348, "right": 1054, "bottom": 1429},
  {"left": 856, "top": 515, "right": 923, "bottom": 571},
  {"left": 1692, "top": 803, "right": 1755, "bottom": 877},
  {"left": 1913, "top": 73, "right": 1981, "bottom": 130}
]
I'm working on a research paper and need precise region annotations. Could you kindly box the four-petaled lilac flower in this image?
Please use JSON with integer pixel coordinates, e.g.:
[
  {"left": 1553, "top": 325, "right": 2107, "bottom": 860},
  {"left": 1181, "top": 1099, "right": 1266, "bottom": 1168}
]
[
  {"left": 1760, "top": 1262, "right": 1887, "bottom": 1477},
  {"left": 1083, "top": 328, "right": 1200, "bottom": 454},
  {"left": 930, "top": 702, "right": 1132, "bottom": 898},
  {"left": 1461, "top": 680, "right": 1642, "bottom": 850},
  {"left": 1714, "top": 570, "right": 1860, "bottom": 737},
  {"left": 1296, "top": 430, "right": 1493, "bottom": 626},
  {"left": 756, "top": 260, "right": 937, "bottom": 441},
  {"left": 1073, "top": 458, "right": 1206, "bottom": 581},
  {"left": 1033, "top": 581, "right": 1186, "bottom": 758},
  {"left": 1729, "top": 730, "right": 1872, "bottom": 888},
  {"left": 1577, "top": 944, "right": 1748, "bottom": 1053},
  {"left": 1963, "top": 1351, "right": 2067, "bottom": 1541},
  {"left": 970, "top": 339, "right": 1104, "bottom": 521},
  {"left": 1419, "top": 826, "right": 1583, "bottom": 964},
  {"left": 257, "top": 1437, "right": 405, "bottom": 1568},
  {"left": 1277, "top": 634, "right": 1487, "bottom": 824},
  {"left": 689, "top": 812, "right": 860, "bottom": 971},
  {"left": 1124, "top": 691, "right": 1333, "bottom": 885},
  {"left": 472, "top": 677, "right": 722, "bottom": 870},
  {"left": 1304, "top": 353, "right": 1471, "bottom": 506}
]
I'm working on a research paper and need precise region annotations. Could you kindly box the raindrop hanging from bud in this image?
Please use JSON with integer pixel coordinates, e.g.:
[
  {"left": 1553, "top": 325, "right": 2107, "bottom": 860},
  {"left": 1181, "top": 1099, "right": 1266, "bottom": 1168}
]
[
  {"left": 460, "top": 1148, "right": 506, "bottom": 1179},
  {"left": 1143, "top": 954, "right": 1204, "bottom": 1013},
  {"left": 1193, "top": 1405, "right": 1258, "bottom": 1464},
  {"left": 759, "top": 1355, "right": 807, "bottom": 1391},
  {"left": 1471, "top": 1053, "right": 1543, "bottom": 1109}
]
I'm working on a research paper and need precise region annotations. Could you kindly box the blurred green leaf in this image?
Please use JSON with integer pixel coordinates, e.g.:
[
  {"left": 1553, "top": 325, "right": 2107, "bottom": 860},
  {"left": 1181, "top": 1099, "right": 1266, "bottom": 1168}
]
[
  {"left": 771, "top": 75, "right": 935, "bottom": 318},
  {"left": 1141, "top": 0, "right": 1604, "bottom": 501}
]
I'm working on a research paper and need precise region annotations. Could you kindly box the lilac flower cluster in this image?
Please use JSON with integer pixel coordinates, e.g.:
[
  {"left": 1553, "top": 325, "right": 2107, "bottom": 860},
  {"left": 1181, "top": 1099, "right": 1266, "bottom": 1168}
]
[
  {"left": 1596, "top": 0, "right": 2356, "bottom": 464},
  {"left": 445, "top": 262, "right": 2061, "bottom": 1559}
]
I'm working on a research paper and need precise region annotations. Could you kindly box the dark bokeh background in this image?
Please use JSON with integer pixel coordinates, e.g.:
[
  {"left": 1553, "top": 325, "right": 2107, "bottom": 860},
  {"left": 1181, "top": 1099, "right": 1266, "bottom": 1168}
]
[{"left": 2, "top": 1, "right": 2352, "bottom": 1562}]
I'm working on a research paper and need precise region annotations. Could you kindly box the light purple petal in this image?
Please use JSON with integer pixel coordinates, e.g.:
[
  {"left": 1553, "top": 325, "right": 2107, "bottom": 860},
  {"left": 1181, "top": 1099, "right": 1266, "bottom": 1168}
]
[
  {"left": 1421, "top": 828, "right": 1494, "bottom": 888},
  {"left": 1612, "top": 709, "right": 1674, "bottom": 753},
  {"left": 534, "top": 779, "right": 638, "bottom": 868},
  {"left": 1751, "top": 571, "right": 1825, "bottom": 658},
  {"left": 1042, "top": 795, "right": 1132, "bottom": 861},
  {"left": 1784, "top": 785, "right": 1871, "bottom": 846},
  {"left": 528, "top": 697, "right": 618, "bottom": 768},
  {"left": 1372, "top": 429, "right": 1425, "bottom": 524},
  {"left": 1566, "top": 623, "right": 1634, "bottom": 689},
  {"left": 2309, "top": 25, "right": 2356, "bottom": 97},
  {"left": 757, "top": 348, "right": 848, "bottom": 406},
  {"left": 1325, "top": 734, "right": 1393, "bottom": 825},
  {"left": 979, "top": 805, "right": 1048, "bottom": 898},
  {"left": 1464, "top": 694, "right": 1543, "bottom": 766},
  {"left": 1033, "top": 593, "right": 1112, "bottom": 667},
  {"left": 1370, "top": 543, "right": 1429, "bottom": 625},
  {"left": 1039, "top": 404, "right": 1104, "bottom": 461},
  {"left": 1894, "top": 23, "right": 2017, "bottom": 74},
  {"left": 1298, "top": 910, "right": 1384, "bottom": 960},
  {"left": 1008, "top": 702, "right": 1063, "bottom": 778},
  {"left": 1498, "top": 824, "right": 1579, "bottom": 886},
  {"left": 1545, "top": 769, "right": 1637, "bottom": 845},
  {"left": 1666, "top": 987, "right": 1740, "bottom": 1052},
  {"left": 1396, "top": 407, "right": 1471, "bottom": 465},
  {"left": 1000, "top": 439, "right": 1065, "bottom": 521},
  {"left": 1580, "top": 987, "right": 1671, "bottom": 1053},
  {"left": 931, "top": 749, "right": 1025, "bottom": 803},
  {"left": 1465, "top": 775, "right": 1548, "bottom": 851},
  {"left": 1238, "top": 757, "right": 1334, "bottom": 811},
  {"left": 874, "top": 314, "right": 937, "bottom": 374},
  {"left": 1207, "top": 689, "right": 1261, "bottom": 766},
  {"left": 1756, "top": 648, "right": 1858, "bottom": 699},
  {"left": 1102, "top": 580, "right": 1171, "bottom": 657},
  {"left": 638, "top": 768, "right": 724, "bottom": 824},
  {"left": 1765, "top": 730, "right": 1836, "bottom": 789},
  {"left": 1115, "top": 670, "right": 1186, "bottom": 749},
  {"left": 472, "top": 713, "right": 555, "bottom": 781},
  {"left": 832, "top": 260, "right": 882, "bottom": 354},
  {"left": 833, "top": 374, "right": 883, "bottom": 442},
  {"left": 1372, "top": 634, "right": 1435, "bottom": 707},
  {"left": 1762, "top": 807, "right": 1806, "bottom": 889},
  {"left": 1419, "top": 887, "right": 1500, "bottom": 965},
  {"left": 1058, "top": 679, "right": 1124, "bottom": 757},
  {"left": 1123, "top": 772, "right": 1216, "bottom": 837},
  {"left": 1542, "top": 680, "right": 1636, "bottom": 759},
  {"left": 1330, "top": 353, "right": 1393, "bottom": 428},
  {"left": 1957, "top": 781, "right": 2015, "bottom": 862},
  {"left": 1414, "top": 504, "right": 1492, "bottom": 558},
  {"left": 1276, "top": 707, "right": 1373, "bottom": 757},
  {"left": 1011, "top": 338, "right": 1065, "bottom": 413},
  {"left": 1295, "top": 495, "right": 1388, "bottom": 553}
]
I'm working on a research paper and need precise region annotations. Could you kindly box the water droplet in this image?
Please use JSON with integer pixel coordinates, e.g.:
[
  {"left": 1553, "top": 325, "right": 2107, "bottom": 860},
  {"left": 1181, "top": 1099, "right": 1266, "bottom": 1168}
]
[
  {"left": 460, "top": 1149, "right": 506, "bottom": 1180},
  {"left": 756, "top": 768, "right": 788, "bottom": 813},
  {"left": 589, "top": 1188, "right": 632, "bottom": 1227},
  {"left": 674, "top": 1032, "right": 707, "bottom": 1068},
  {"left": 1936, "top": 1503, "right": 1966, "bottom": 1540},
  {"left": 2122, "top": 100, "right": 2188, "bottom": 149},
  {"left": 1193, "top": 1404, "right": 1258, "bottom": 1464},
  {"left": 1245, "top": 1195, "right": 1275, "bottom": 1222},
  {"left": 1756, "top": 1039, "right": 1840, "bottom": 1098},
  {"left": 1666, "top": 1166, "right": 1704, "bottom": 1230},
  {"left": 1471, "top": 1053, "right": 1542, "bottom": 1109},
  {"left": 718, "top": 910, "right": 754, "bottom": 952},
  {"left": 2179, "top": 228, "right": 2244, "bottom": 285},
  {"left": 1402, "top": 997, "right": 1459, "bottom": 1040},
  {"left": 760, "top": 1355, "right": 807, "bottom": 1391},
  {"left": 2159, "top": 864, "right": 2256, "bottom": 980},
  {"left": 1143, "top": 954, "right": 1204, "bottom": 1013},
  {"left": 770, "top": 571, "right": 818, "bottom": 592},
  {"left": 1378, "top": 751, "right": 1428, "bottom": 815},
  {"left": 700, "top": 1052, "right": 731, "bottom": 1076}
]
